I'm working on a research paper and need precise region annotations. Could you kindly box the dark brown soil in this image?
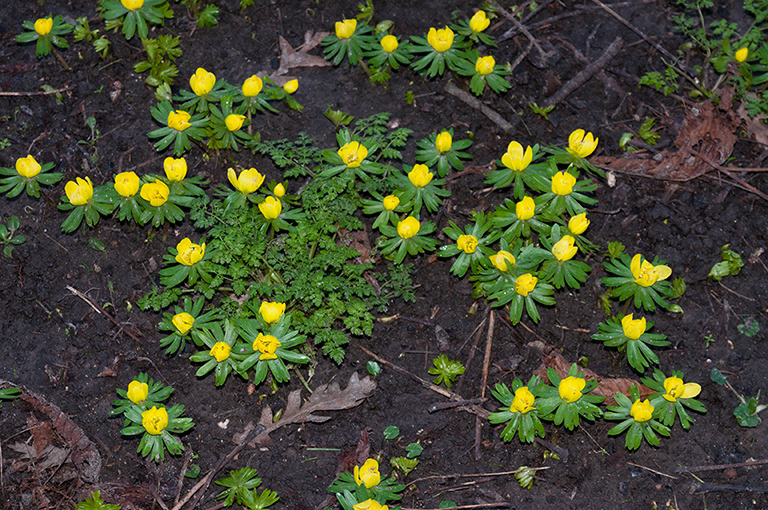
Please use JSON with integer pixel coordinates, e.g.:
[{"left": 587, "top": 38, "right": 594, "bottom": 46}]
[{"left": 1, "top": 1, "right": 767, "bottom": 509}]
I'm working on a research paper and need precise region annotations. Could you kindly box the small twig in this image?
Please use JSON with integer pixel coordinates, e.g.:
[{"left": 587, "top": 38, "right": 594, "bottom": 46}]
[
  {"left": 357, "top": 344, "right": 454, "bottom": 400},
  {"left": 626, "top": 461, "right": 678, "bottom": 480},
  {"left": 66, "top": 285, "right": 142, "bottom": 341},
  {"left": 0, "top": 86, "right": 73, "bottom": 97},
  {"left": 693, "top": 482, "right": 768, "bottom": 494},
  {"left": 691, "top": 148, "right": 768, "bottom": 202},
  {"left": 51, "top": 48, "right": 71, "bottom": 71},
  {"left": 490, "top": 0, "right": 546, "bottom": 60},
  {"left": 475, "top": 311, "right": 495, "bottom": 459},
  {"left": 676, "top": 458, "right": 768, "bottom": 474},
  {"left": 444, "top": 82, "right": 516, "bottom": 133},
  {"left": 455, "top": 310, "right": 489, "bottom": 394},
  {"left": 175, "top": 448, "right": 195, "bottom": 507},
  {"left": 407, "top": 466, "right": 551, "bottom": 487},
  {"left": 717, "top": 281, "right": 757, "bottom": 302},
  {"left": 428, "top": 398, "right": 486, "bottom": 413}
]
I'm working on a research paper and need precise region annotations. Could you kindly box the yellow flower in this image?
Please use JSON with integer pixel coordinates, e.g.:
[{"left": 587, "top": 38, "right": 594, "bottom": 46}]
[
  {"left": 735, "top": 47, "right": 749, "bottom": 63},
  {"left": 242, "top": 75, "right": 263, "bottom": 97},
  {"left": 457, "top": 234, "right": 478, "bottom": 254},
  {"left": 630, "top": 399, "right": 654, "bottom": 423},
  {"left": 253, "top": 333, "right": 281, "bottom": 360},
  {"left": 274, "top": 183, "right": 286, "bottom": 197},
  {"left": 551, "top": 171, "right": 576, "bottom": 196},
  {"left": 34, "top": 18, "right": 53, "bottom": 36},
  {"left": 501, "top": 141, "right": 533, "bottom": 172},
  {"left": 475, "top": 55, "right": 495, "bottom": 75},
  {"left": 435, "top": 131, "right": 452, "bottom": 153},
  {"left": 225, "top": 114, "right": 246, "bottom": 132},
  {"left": 427, "top": 26, "right": 454, "bottom": 52},
  {"left": 189, "top": 67, "right": 216, "bottom": 96},
  {"left": 121, "top": 0, "right": 144, "bottom": 11},
  {"left": 141, "top": 406, "right": 168, "bottom": 435},
  {"left": 552, "top": 235, "right": 577, "bottom": 262},
  {"left": 515, "top": 273, "right": 537, "bottom": 297},
  {"left": 16, "top": 155, "right": 41, "bottom": 178},
  {"left": 510, "top": 386, "right": 536, "bottom": 414},
  {"left": 114, "top": 171, "right": 140, "bottom": 197},
  {"left": 662, "top": 376, "right": 701, "bottom": 402},
  {"left": 335, "top": 19, "right": 357, "bottom": 39},
  {"left": 470, "top": 10, "right": 491, "bottom": 32},
  {"left": 259, "top": 196, "right": 282, "bottom": 220},
  {"left": 338, "top": 141, "right": 368, "bottom": 168},
  {"left": 353, "top": 500, "right": 388, "bottom": 510},
  {"left": 126, "top": 380, "right": 149, "bottom": 404},
  {"left": 567, "top": 129, "right": 598, "bottom": 158},
  {"left": 381, "top": 35, "right": 398, "bottom": 53},
  {"left": 568, "top": 213, "right": 590, "bottom": 235},
  {"left": 65, "top": 177, "right": 93, "bottom": 206},
  {"left": 227, "top": 167, "right": 264, "bottom": 194},
  {"left": 283, "top": 79, "right": 298, "bottom": 94},
  {"left": 630, "top": 254, "right": 672, "bottom": 287},
  {"left": 489, "top": 250, "right": 515, "bottom": 272},
  {"left": 515, "top": 196, "right": 535, "bottom": 220},
  {"left": 353, "top": 458, "right": 380, "bottom": 488},
  {"left": 140, "top": 180, "right": 170, "bottom": 207},
  {"left": 172, "top": 312, "right": 195, "bottom": 335},
  {"left": 397, "top": 216, "right": 420, "bottom": 239},
  {"left": 163, "top": 157, "right": 187, "bottom": 182},
  {"left": 210, "top": 342, "right": 232, "bottom": 362},
  {"left": 259, "top": 301, "right": 286, "bottom": 324},
  {"left": 408, "top": 164, "right": 433, "bottom": 187},
  {"left": 383, "top": 195, "right": 400, "bottom": 211},
  {"left": 558, "top": 376, "right": 586, "bottom": 403},
  {"left": 175, "top": 238, "right": 206, "bottom": 266},
  {"left": 621, "top": 314, "right": 646, "bottom": 340},
  {"left": 167, "top": 110, "right": 191, "bottom": 131}
]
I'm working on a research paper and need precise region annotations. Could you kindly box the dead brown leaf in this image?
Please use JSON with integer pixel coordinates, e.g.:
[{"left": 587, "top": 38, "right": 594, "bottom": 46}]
[
  {"left": 273, "top": 31, "right": 331, "bottom": 77},
  {"left": 737, "top": 98, "right": 768, "bottom": 147}
]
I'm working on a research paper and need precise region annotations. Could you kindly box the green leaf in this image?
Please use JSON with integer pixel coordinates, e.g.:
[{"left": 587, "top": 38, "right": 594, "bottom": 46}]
[
  {"left": 708, "top": 244, "right": 743, "bottom": 280},
  {"left": 383, "top": 425, "right": 400, "bottom": 440},
  {"left": 390, "top": 457, "right": 419, "bottom": 476},
  {"left": 405, "top": 442, "right": 423, "bottom": 458}
]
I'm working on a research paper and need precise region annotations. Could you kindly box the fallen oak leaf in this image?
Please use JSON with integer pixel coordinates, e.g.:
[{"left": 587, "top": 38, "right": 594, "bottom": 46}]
[{"left": 274, "top": 32, "right": 332, "bottom": 76}]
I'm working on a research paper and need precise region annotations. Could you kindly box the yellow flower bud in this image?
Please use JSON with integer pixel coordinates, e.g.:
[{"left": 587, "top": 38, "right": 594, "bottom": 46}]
[
  {"left": 259, "top": 196, "right": 282, "bottom": 220},
  {"left": 489, "top": 250, "right": 515, "bottom": 272},
  {"left": 515, "top": 196, "right": 535, "bottom": 220},
  {"left": 259, "top": 301, "right": 286, "bottom": 324},
  {"left": 242, "top": 75, "right": 263, "bottom": 97},
  {"left": 210, "top": 342, "right": 232, "bottom": 362},
  {"left": 114, "top": 171, "right": 140, "bottom": 197},
  {"left": 163, "top": 157, "right": 187, "bottom": 182},
  {"left": 558, "top": 376, "right": 586, "bottom": 403},
  {"left": 174, "top": 238, "right": 206, "bottom": 266},
  {"left": 121, "top": 0, "right": 144, "bottom": 11},
  {"left": 383, "top": 195, "right": 400, "bottom": 211},
  {"left": 168, "top": 110, "right": 191, "bottom": 131},
  {"left": 475, "top": 55, "right": 495, "bottom": 75},
  {"left": 227, "top": 167, "right": 264, "bottom": 195},
  {"left": 515, "top": 273, "right": 537, "bottom": 297},
  {"left": 172, "top": 312, "right": 195, "bottom": 335},
  {"left": 189, "top": 67, "right": 216, "bottom": 96},
  {"left": 140, "top": 180, "right": 170, "bottom": 207},
  {"left": 662, "top": 376, "right": 701, "bottom": 402},
  {"left": 621, "top": 314, "right": 646, "bottom": 340},
  {"left": 397, "top": 216, "right": 420, "bottom": 239},
  {"left": 274, "top": 183, "right": 286, "bottom": 197},
  {"left": 630, "top": 399, "right": 654, "bottom": 422},
  {"left": 566, "top": 129, "right": 598, "bottom": 158},
  {"left": 568, "top": 213, "right": 590, "bottom": 235},
  {"left": 16, "top": 155, "right": 41, "bottom": 178},
  {"left": 735, "top": 47, "right": 749, "bottom": 63},
  {"left": 141, "top": 406, "right": 168, "bottom": 435},
  {"left": 34, "top": 18, "right": 53, "bottom": 36},
  {"left": 380, "top": 34, "right": 398, "bottom": 53},
  {"left": 427, "top": 26, "right": 454, "bottom": 52},
  {"left": 353, "top": 458, "right": 381, "bottom": 488},
  {"left": 469, "top": 10, "right": 491, "bottom": 33},
  {"left": 552, "top": 235, "right": 577, "bottom": 262},
  {"left": 126, "top": 380, "right": 149, "bottom": 404},
  {"left": 408, "top": 164, "right": 433, "bottom": 187},
  {"left": 435, "top": 131, "right": 452, "bottom": 153},
  {"left": 225, "top": 114, "right": 246, "bottom": 132},
  {"left": 501, "top": 141, "right": 533, "bottom": 172},
  {"left": 338, "top": 141, "right": 368, "bottom": 168},
  {"left": 551, "top": 171, "right": 576, "bottom": 196},
  {"left": 253, "top": 333, "right": 281, "bottom": 360},
  {"left": 457, "top": 234, "right": 478, "bottom": 254},
  {"left": 510, "top": 386, "right": 535, "bottom": 414},
  {"left": 630, "top": 254, "right": 672, "bottom": 287},
  {"left": 65, "top": 177, "right": 93, "bottom": 206},
  {"left": 283, "top": 79, "right": 298, "bottom": 94},
  {"left": 335, "top": 19, "right": 357, "bottom": 39},
  {"left": 353, "top": 500, "right": 388, "bottom": 510}
]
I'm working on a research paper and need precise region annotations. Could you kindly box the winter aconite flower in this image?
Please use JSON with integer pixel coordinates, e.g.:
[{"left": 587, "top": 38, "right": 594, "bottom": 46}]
[
  {"left": 121, "top": 0, "right": 144, "bottom": 11},
  {"left": 338, "top": 141, "right": 368, "bottom": 168},
  {"left": 381, "top": 34, "right": 398, "bottom": 53},
  {"left": 259, "top": 301, "right": 286, "bottom": 324},
  {"left": 141, "top": 406, "right": 168, "bottom": 435},
  {"left": 516, "top": 196, "right": 535, "bottom": 220},
  {"left": 735, "top": 47, "right": 749, "bottom": 63},
  {"left": 567, "top": 129, "right": 598, "bottom": 158},
  {"left": 475, "top": 55, "right": 495, "bottom": 75},
  {"left": 457, "top": 234, "right": 478, "bottom": 254},
  {"left": 114, "top": 171, "right": 140, "bottom": 197},
  {"left": 515, "top": 273, "right": 537, "bottom": 297},
  {"left": 427, "top": 26, "right": 454, "bottom": 52},
  {"left": 210, "top": 342, "right": 231, "bottom": 362},
  {"left": 34, "top": 18, "right": 53, "bottom": 36},
  {"left": 228, "top": 167, "right": 264, "bottom": 194},
  {"left": 408, "top": 164, "right": 433, "bottom": 187},
  {"left": 663, "top": 376, "right": 701, "bottom": 402},
  {"left": 126, "top": 380, "right": 149, "bottom": 404},
  {"left": 435, "top": 131, "right": 452, "bottom": 153},
  {"left": 621, "top": 314, "right": 646, "bottom": 340},
  {"left": 502, "top": 141, "right": 533, "bottom": 172},
  {"left": 16, "top": 155, "right": 41, "bottom": 178},
  {"left": 172, "top": 312, "right": 195, "bottom": 335},
  {"left": 175, "top": 238, "right": 206, "bottom": 266},
  {"left": 383, "top": 195, "right": 400, "bottom": 210},
  {"left": 273, "top": 183, "right": 285, "bottom": 197},
  {"left": 335, "top": 19, "right": 357, "bottom": 39},
  {"left": 242, "top": 75, "right": 263, "bottom": 97},
  {"left": 189, "top": 67, "right": 216, "bottom": 96},
  {"left": 168, "top": 110, "right": 191, "bottom": 131},
  {"left": 163, "top": 157, "right": 187, "bottom": 182},
  {"left": 510, "top": 386, "right": 536, "bottom": 414},
  {"left": 397, "top": 217, "right": 421, "bottom": 239},
  {"left": 141, "top": 180, "right": 169, "bottom": 206},
  {"left": 283, "top": 79, "right": 298, "bottom": 94},
  {"left": 253, "top": 333, "right": 280, "bottom": 360},
  {"left": 65, "top": 177, "right": 93, "bottom": 206},
  {"left": 259, "top": 196, "right": 282, "bottom": 220},
  {"left": 568, "top": 213, "right": 590, "bottom": 235},
  {"left": 630, "top": 399, "right": 654, "bottom": 422},
  {"left": 490, "top": 250, "right": 516, "bottom": 272},
  {"left": 552, "top": 235, "right": 578, "bottom": 262},
  {"left": 353, "top": 458, "right": 380, "bottom": 488},
  {"left": 559, "top": 376, "right": 586, "bottom": 403},
  {"left": 551, "top": 171, "right": 576, "bottom": 196},
  {"left": 631, "top": 254, "right": 672, "bottom": 287},
  {"left": 225, "top": 114, "right": 246, "bottom": 132},
  {"left": 469, "top": 10, "right": 491, "bottom": 33},
  {"left": 354, "top": 501, "right": 388, "bottom": 510}
]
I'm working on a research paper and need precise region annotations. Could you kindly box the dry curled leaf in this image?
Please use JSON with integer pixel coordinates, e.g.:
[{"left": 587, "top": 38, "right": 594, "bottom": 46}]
[{"left": 274, "top": 32, "right": 331, "bottom": 76}]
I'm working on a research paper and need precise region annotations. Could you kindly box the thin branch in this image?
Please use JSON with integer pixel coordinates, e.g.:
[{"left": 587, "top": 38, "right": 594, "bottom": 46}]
[
  {"left": 0, "top": 85, "right": 72, "bottom": 96},
  {"left": 444, "top": 82, "right": 516, "bottom": 133},
  {"left": 675, "top": 458, "right": 768, "bottom": 474},
  {"left": 490, "top": 0, "right": 547, "bottom": 59},
  {"left": 626, "top": 461, "right": 678, "bottom": 480}
]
